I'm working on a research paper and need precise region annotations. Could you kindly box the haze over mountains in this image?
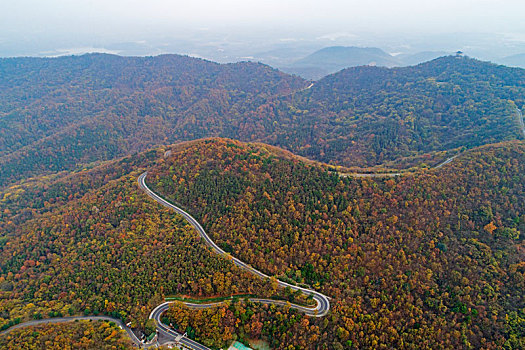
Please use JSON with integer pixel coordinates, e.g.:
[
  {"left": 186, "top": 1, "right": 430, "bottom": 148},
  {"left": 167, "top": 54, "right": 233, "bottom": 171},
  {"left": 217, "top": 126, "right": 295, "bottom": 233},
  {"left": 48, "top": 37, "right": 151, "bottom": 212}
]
[
  {"left": 280, "top": 46, "right": 452, "bottom": 79},
  {"left": 500, "top": 53, "right": 525, "bottom": 68},
  {"left": 279, "top": 46, "right": 524, "bottom": 80}
]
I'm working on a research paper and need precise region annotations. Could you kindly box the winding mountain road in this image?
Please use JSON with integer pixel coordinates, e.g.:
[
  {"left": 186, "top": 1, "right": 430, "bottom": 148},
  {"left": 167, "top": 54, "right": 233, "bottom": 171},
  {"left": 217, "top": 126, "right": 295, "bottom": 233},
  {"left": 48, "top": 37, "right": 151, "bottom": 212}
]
[
  {"left": 4, "top": 129, "right": 479, "bottom": 347},
  {"left": 139, "top": 171, "right": 330, "bottom": 348},
  {"left": 516, "top": 107, "right": 525, "bottom": 138},
  {"left": 1, "top": 172, "right": 330, "bottom": 350},
  {"left": 1, "top": 134, "right": 479, "bottom": 348},
  {"left": 434, "top": 153, "right": 460, "bottom": 169},
  {"left": 339, "top": 152, "right": 460, "bottom": 178}
]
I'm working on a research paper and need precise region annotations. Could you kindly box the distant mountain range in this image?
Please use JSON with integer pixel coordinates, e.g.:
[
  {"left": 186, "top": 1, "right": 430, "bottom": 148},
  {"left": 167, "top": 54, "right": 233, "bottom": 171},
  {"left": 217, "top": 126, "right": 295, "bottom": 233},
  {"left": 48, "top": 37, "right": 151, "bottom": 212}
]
[
  {"left": 395, "top": 50, "right": 451, "bottom": 66},
  {"left": 499, "top": 53, "right": 525, "bottom": 68},
  {"left": 280, "top": 46, "right": 451, "bottom": 79}
]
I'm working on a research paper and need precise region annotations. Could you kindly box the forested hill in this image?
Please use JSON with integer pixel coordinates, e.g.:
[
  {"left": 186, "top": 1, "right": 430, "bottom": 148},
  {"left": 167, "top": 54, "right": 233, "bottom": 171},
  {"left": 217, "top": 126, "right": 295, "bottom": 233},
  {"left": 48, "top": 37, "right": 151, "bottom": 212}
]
[
  {"left": 0, "top": 140, "right": 283, "bottom": 335},
  {"left": 1, "top": 54, "right": 524, "bottom": 188},
  {"left": 147, "top": 138, "right": 524, "bottom": 349},
  {"left": 0, "top": 54, "right": 306, "bottom": 187},
  {"left": 266, "top": 55, "right": 525, "bottom": 167},
  {"left": 1, "top": 137, "right": 524, "bottom": 348}
]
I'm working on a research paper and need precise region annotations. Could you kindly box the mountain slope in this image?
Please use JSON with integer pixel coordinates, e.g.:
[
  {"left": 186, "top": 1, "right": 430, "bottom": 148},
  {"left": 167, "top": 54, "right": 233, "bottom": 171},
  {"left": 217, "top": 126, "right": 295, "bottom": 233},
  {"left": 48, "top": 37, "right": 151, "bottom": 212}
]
[
  {"left": 266, "top": 56, "right": 525, "bottom": 167},
  {"left": 1, "top": 54, "right": 524, "bottom": 186},
  {"left": 147, "top": 138, "right": 525, "bottom": 349},
  {"left": 0, "top": 144, "right": 277, "bottom": 333},
  {"left": 1, "top": 138, "right": 524, "bottom": 348},
  {"left": 0, "top": 53, "right": 307, "bottom": 187}
]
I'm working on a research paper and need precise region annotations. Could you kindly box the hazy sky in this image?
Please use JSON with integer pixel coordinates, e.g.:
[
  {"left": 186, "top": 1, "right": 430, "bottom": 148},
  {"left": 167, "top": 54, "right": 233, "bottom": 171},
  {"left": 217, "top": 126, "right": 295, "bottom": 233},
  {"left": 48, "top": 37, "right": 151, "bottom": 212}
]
[
  {"left": 2, "top": 0, "right": 524, "bottom": 34},
  {"left": 1, "top": 0, "right": 524, "bottom": 58}
]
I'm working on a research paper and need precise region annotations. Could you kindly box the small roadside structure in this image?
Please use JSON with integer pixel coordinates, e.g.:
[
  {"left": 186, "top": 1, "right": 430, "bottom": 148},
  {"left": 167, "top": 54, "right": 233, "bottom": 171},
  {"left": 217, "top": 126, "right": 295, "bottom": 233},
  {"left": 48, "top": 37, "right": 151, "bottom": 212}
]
[{"left": 228, "top": 341, "right": 253, "bottom": 350}]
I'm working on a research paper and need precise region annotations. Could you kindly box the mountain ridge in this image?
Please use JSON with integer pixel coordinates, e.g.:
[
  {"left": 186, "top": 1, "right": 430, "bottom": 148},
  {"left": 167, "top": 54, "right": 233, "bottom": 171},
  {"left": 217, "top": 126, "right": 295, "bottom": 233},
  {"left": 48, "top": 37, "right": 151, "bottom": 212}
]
[
  {"left": 268, "top": 55, "right": 525, "bottom": 167},
  {"left": 0, "top": 54, "right": 524, "bottom": 188}
]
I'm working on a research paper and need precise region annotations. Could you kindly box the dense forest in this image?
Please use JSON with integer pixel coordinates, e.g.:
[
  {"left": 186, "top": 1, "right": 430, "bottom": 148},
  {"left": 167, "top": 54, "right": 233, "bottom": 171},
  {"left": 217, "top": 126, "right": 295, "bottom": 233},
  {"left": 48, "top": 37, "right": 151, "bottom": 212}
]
[
  {"left": 264, "top": 56, "right": 525, "bottom": 166},
  {"left": 0, "top": 145, "right": 291, "bottom": 335},
  {"left": 164, "top": 299, "right": 321, "bottom": 349},
  {"left": 1, "top": 52, "right": 525, "bottom": 348},
  {"left": 0, "top": 320, "right": 133, "bottom": 349},
  {"left": 0, "top": 137, "right": 523, "bottom": 348},
  {"left": 0, "top": 54, "right": 524, "bottom": 187},
  {"left": 148, "top": 138, "right": 524, "bottom": 349},
  {"left": 0, "top": 54, "right": 306, "bottom": 187}
]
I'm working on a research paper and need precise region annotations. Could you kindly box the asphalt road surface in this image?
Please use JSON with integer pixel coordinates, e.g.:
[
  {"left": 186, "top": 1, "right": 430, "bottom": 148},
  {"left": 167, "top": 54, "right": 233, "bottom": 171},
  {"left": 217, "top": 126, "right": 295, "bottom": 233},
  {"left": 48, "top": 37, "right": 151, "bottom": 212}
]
[
  {"left": 139, "top": 172, "right": 330, "bottom": 317},
  {"left": 1, "top": 172, "right": 331, "bottom": 350},
  {"left": 4, "top": 107, "right": 522, "bottom": 348},
  {"left": 139, "top": 171, "right": 331, "bottom": 349},
  {"left": 516, "top": 108, "right": 525, "bottom": 138}
]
